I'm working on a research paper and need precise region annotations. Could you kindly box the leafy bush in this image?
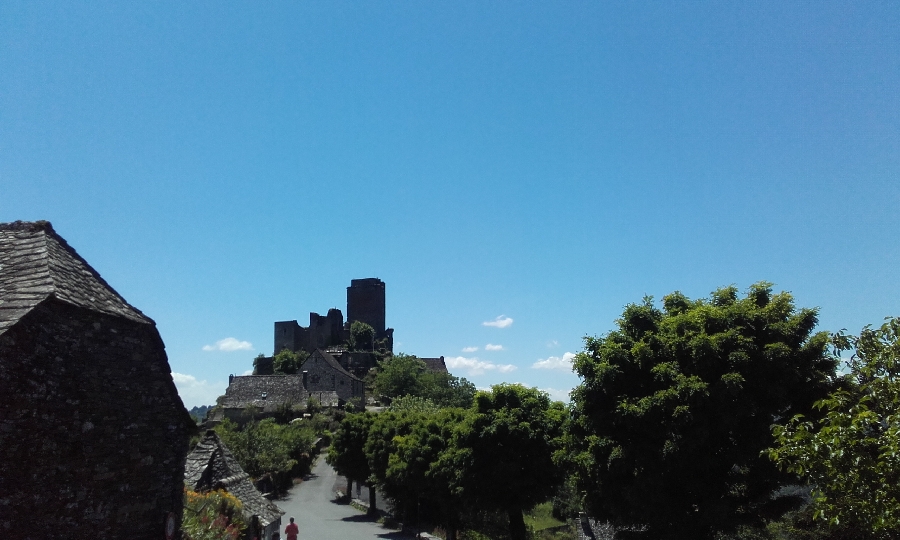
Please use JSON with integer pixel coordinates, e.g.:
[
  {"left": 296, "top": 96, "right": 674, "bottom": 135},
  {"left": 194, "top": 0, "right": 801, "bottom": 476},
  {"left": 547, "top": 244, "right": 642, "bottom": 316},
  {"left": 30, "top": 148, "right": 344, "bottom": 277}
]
[{"left": 183, "top": 488, "right": 246, "bottom": 540}]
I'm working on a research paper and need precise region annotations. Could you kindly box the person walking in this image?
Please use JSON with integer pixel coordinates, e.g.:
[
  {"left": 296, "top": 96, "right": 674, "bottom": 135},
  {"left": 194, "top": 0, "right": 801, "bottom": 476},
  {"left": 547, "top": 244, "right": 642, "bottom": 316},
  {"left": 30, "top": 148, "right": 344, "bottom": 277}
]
[{"left": 284, "top": 517, "right": 299, "bottom": 540}]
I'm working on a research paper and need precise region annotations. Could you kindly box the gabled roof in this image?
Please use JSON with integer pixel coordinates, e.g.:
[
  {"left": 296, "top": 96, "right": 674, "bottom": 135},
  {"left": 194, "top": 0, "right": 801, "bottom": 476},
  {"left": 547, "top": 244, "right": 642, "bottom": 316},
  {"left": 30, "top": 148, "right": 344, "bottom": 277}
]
[
  {"left": 421, "top": 356, "right": 449, "bottom": 373},
  {"left": 305, "top": 349, "right": 362, "bottom": 381},
  {"left": 185, "top": 431, "right": 284, "bottom": 527},
  {"left": 219, "top": 375, "right": 308, "bottom": 411},
  {"left": 0, "top": 221, "right": 151, "bottom": 336}
]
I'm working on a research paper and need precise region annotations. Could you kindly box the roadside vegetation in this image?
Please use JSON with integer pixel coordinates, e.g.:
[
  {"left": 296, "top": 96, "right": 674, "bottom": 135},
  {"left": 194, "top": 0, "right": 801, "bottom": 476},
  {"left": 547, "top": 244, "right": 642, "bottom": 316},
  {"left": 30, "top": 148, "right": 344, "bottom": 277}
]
[{"left": 325, "top": 282, "right": 900, "bottom": 540}]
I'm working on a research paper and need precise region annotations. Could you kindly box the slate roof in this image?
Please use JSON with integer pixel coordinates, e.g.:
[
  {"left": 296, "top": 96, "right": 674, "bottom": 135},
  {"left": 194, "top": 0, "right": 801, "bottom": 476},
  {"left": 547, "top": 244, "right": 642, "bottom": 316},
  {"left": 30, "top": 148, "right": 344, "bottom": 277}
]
[
  {"left": 0, "top": 220, "right": 151, "bottom": 336},
  {"left": 185, "top": 431, "right": 284, "bottom": 527},
  {"left": 304, "top": 349, "right": 362, "bottom": 381},
  {"left": 421, "top": 356, "right": 449, "bottom": 373},
  {"left": 219, "top": 375, "right": 308, "bottom": 411}
]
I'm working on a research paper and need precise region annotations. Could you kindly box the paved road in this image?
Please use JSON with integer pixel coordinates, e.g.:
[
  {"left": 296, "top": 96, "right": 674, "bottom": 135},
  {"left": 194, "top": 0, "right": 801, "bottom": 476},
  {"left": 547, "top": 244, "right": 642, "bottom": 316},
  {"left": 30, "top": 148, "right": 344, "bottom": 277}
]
[{"left": 272, "top": 456, "right": 412, "bottom": 540}]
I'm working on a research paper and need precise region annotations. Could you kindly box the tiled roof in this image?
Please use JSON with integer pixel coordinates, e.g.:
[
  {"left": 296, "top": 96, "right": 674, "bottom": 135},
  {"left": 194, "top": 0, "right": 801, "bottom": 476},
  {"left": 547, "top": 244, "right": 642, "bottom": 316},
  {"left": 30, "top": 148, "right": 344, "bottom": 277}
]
[
  {"left": 219, "top": 375, "right": 308, "bottom": 411},
  {"left": 0, "top": 221, "right": 151, "bottom": 336},
  {"left": 185, "top": 431, "right": 284, "bottom": 527},
  {"left": 421, "top": 357, "right": 449, "bottom": 373},
  {"left": 304, "top": 349, "right": 362, "bottom": 381}
]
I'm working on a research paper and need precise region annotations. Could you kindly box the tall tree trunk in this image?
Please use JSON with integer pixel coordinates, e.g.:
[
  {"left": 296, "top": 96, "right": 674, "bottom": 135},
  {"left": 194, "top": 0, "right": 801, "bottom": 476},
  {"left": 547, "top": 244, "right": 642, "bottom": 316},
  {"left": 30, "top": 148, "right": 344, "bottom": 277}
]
[
  {"left": 346, "top": 478, "right": 353, "bottom": 499},
  {"left": 368, "top": 484, "right": 377, "bottom": 515},
  {"left": 507, "top": 507, "right": 527, "bottom": 540}
]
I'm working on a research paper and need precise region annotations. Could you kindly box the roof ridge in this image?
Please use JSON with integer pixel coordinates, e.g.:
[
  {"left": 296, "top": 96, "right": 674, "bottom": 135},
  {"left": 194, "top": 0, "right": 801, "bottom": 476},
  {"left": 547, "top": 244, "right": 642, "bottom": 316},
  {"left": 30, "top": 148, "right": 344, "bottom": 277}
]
[
  {"left": 41, "top": 224, "right": 152, "bottom": 324},
  {"left": 0, "top": 220, "right": 153, "bottom": 328}
]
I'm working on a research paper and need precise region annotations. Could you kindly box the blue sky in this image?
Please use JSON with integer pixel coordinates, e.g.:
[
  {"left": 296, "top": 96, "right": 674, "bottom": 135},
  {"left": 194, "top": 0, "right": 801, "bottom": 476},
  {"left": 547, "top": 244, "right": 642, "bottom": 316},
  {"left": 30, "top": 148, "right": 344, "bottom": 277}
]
[{"left": 2, "top": 1, "right": 898, "bottom": 408}]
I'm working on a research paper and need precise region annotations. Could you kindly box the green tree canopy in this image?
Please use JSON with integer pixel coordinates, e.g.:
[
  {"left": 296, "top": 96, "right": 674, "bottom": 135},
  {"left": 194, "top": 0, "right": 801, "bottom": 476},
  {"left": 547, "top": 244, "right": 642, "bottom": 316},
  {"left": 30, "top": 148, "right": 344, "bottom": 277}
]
[
  {"left": 451, "top": 384, "right": 567, "bottom": 540},
  {"left": 273, "top": 349, "right": 308, "bottom": 375},
  {"left": 327, "top": 411, "right": 375, "bottom": 503},
  {"left": 374, "top": 353, "right": 426, "bottom": 402},
  {"left": 349, "top": 321, "right": 376, "bottom": 351},
  {"left": 374, "top": 353, "right": 476, "bottom": 407},
  {"left": 770, "top": 317, "right": 900, "bottom": 538},
  {"left": 390, "top": 407, "right": 471, "bottom": 540},
  {"left": 420, "top": 370, "right": 477, "bottom": 408},
  {"left": 569, "top": 283, "right": 837, "bottom": 539}
]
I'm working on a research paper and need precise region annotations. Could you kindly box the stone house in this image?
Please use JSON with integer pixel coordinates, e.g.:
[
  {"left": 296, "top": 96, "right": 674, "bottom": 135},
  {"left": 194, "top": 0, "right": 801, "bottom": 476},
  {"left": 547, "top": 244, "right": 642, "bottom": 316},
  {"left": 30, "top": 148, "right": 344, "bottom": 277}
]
[
  {"left": 185, "top": 431, "right": 284, "bottom": 540},
  {"left": 420, "top": 356, "right": 449, "bottom": 373},
  {"left": 301, "top": 349, "right": 364, "bottom": 407},
  {"left": 213, "top": 374, "right": 311, "bottom": 424},
  {"left": 0, "top": 221, "right": 194, "bottom": 539},
  {"left": 212, "top": 350, "right": 362, "bottom": 423}
]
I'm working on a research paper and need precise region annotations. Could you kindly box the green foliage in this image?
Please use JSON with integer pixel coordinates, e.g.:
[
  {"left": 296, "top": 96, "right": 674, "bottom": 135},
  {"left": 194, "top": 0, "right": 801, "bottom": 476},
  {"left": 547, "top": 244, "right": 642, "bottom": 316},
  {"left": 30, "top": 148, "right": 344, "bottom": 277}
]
[
  {"left": 252, "top": 353, "right": 266, "bottom": 375},
  {"left": 452, "top": 384, "right": 567, "bottom": 540},
  {"left": 769, "top": 317, "right": 900, "bottom": 538},
  {"left": 569, "top": 283, "right": 837, "bottom": 539},
  {"left": 374, "top": 353, "right": 426, "bottom": 402},
  {"left": 374, "top": 353, "right": 477, "bottom": 407},
  {"left": 214, "top": 418, "right": 316, "bottom": 493},
  {"left": 388, "top": 395, "right": 441, "bottom": 414},
  {"left": 183, "top": 488, "right": 247, "bottom": 540},
  {"left": 524, "top": 502, "right": 566, "bottom": 532},
  {"left": 420, "top": 370, "right": 478, "bottom": 408},
  {"left": 389, "top": 407, "right": 471, "bottom": 536},
  {"left": 349, "top": 321, "right": 376, "bottom": 351},
  {"left": 273, "top": 349, "right": 308, "bottom": 375},
  {"left": 327, "top": 412, "right": 375, "bottom": 489}
]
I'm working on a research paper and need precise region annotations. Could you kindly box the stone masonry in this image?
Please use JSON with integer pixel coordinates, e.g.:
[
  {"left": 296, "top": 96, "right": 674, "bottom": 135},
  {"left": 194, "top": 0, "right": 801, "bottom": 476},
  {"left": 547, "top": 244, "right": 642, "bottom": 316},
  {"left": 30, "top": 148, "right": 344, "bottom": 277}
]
[{"left": 0, "top": 221, "right": 194, "bottom": 539}]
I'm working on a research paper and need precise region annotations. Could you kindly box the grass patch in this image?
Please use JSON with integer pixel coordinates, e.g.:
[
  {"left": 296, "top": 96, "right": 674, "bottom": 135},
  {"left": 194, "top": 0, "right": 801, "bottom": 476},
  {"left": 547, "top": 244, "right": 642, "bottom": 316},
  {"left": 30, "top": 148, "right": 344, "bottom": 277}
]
[{"left": 525, "top": 502, "right": 566, "bottom": 531}]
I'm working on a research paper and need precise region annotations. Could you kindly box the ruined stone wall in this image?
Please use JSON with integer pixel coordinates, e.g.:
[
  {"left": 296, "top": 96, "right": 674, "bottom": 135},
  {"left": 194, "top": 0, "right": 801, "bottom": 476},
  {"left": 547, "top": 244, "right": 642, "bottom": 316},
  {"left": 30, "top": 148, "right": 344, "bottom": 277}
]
[
  {"left": 0, "top": 300, "right": 193, "bottom": 539},
  {"left": 274, "top": 320, "right": 304, "bottom": 354}
]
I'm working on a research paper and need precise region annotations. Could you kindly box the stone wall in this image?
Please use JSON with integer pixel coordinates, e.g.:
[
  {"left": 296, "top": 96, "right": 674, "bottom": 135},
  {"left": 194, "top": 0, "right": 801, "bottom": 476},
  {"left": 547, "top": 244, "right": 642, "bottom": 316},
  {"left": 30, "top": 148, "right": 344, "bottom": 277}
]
[
  {"left": 0, "top": 300, "right": 193, "bottom": 539},
  {"left": 301, "top": 352, "right": 363, "bottom": 406}
]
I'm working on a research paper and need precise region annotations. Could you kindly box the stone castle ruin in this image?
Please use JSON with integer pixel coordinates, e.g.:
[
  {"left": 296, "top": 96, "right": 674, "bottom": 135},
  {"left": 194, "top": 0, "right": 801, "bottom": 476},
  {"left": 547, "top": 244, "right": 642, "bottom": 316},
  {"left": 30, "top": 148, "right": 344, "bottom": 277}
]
[{"left": 274, "top": 277, "right": 394, "bottom": 357}]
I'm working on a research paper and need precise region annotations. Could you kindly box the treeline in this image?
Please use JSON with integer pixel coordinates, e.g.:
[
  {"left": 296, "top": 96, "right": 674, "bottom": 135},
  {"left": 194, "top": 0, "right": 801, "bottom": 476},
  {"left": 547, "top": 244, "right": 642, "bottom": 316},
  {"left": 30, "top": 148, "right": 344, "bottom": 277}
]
[
  {"left": 328, "top": 383, "right": 565, "bottom": 540},
  {"left": 328, "top": 283, "right": 900, "bottom": 540}
]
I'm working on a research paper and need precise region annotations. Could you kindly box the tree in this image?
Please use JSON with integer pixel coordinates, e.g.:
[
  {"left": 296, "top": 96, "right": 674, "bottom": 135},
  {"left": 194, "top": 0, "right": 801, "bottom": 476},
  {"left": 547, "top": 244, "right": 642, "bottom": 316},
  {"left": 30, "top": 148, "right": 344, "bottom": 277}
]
[
  {"left": 365, "top": 409, "right": 424, "bottom": 514},
  {"left": 420, "top": 370, "right": 477, "bottom": 408},
  {"left": 450, "top": 384, "right": 567, "bottom": 540},
  {"left": 327, "top": 412, "right": 375, "bottom": 504},
  {"left": 214, "top": 418, "right": 316, "bottom": 492},
  {"left": 349, "top": 321, "right": 376, "bottom": 351},
  {"left": 374, "top": 353, "right": 426, "bottom": 402},
  {"left": 273, "top": 349, "right": 308, "bottom": 375},
  {"left": 569, "top": 283, "right": 837, "bottom": 539},
  {"left": 390, "top": 407, "right": 471, "bottom": 540},
  {"left": 373, "top": 353, "right": 477, "bottom": 407},
  {"left": 770, "top": 317, "right": 900, "bottom": 538}
]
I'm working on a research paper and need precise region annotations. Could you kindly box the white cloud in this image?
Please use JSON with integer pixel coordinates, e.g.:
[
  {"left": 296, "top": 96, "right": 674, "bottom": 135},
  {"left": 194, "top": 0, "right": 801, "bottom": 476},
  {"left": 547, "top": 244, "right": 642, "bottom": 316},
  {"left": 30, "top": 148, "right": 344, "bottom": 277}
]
[
  {"left": 462, "top": 346, "right": 479, "bottom": 353},
  {"left": 532, "top": 352, "right": 576, "bottom": 371},
  {"left": 483, "top": 315, "right": 513, "bottom": 328},
  {"left": 172, "top": 373, "right": 227, "bottom": 409},
  {"left": 242, "top": 369, "right": 253, "bottom": 376},
  {"left": 444, "top": 356, "right": 518, "bottom": 376},
  {"left": 485, "top": 343, "right": 504, "bottom": 351},
  {"left": 540, "top": 387, "right": 573, "bottom": 403},
  {"left": 202, "top": 337, "right": 253, "bottom": 352}
]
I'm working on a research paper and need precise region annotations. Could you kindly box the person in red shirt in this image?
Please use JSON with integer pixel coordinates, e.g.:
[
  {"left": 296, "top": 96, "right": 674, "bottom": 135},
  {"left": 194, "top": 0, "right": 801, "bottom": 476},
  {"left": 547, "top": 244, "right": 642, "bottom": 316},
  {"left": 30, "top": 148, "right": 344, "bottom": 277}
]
[{"left": 284, "top": 517, "right": 299, "bottom": 540}]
